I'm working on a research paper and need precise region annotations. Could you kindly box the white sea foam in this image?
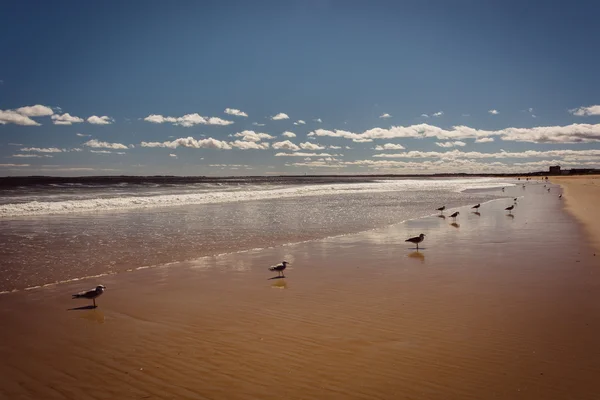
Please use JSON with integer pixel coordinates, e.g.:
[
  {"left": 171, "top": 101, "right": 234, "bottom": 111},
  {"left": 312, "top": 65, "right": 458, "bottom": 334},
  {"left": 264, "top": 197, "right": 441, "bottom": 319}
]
[{"left": 0, "top": 178, "right": 510, "bottom": 218}]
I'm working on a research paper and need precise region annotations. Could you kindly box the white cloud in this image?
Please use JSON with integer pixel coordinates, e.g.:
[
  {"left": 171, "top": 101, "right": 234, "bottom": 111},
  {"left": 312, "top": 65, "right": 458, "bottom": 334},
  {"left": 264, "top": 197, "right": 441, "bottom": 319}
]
[
  {"left": 141, "top": 137, "right": 233, "bottom": 150},
  {"left": 379, "top": 113, "right": 392, "bottom": 119},
  {"left": 20, "top": 147, "right": 63, "bottom": 153},
  {"left": 90, "top": 150, "right": 125, "bottom": 154},
  {"left": 0, "top": 163, "right": 30, "bottom": 167},
  {"left": 233, "top": 130, "right": 275, "bottom": 142},
  {"left": 169, "top": 154, "right": 177, "bottom": 158},
  {"left": 224, "top": 108, "right": 248, "bottom": 117},
  {"left": 528, "top": 108, "right": 534, "bottom": 113},
  {"left": 11, "top": 154, "right": 50, "bottom": 158},
  {"left": 51, "top": 113, "right": 84, "bottom": 125},
  {"left": 475, "top": 137, "right": 494, "bottom": 143},
  {"left": 374, "top": 143, "right": 406, "bottom": 151},
  {"left": 83, "top": 139, "right": 128, "bottom": 150},
  {"left": 252, "top": 122, "right": 266, "bottom": 126},
  {"left": 8, "top": 143, "right": 23, "bottom": 146},
  {"left": 143, "top": 113, "right": 233, "bottom": 127},
  {"left": 314, "top": 118, "right": 322, "bottom": 123},
  {"left": 435, "top": 141, "right": 466, "bottom": 148},
  {"left": 76, "top": 133, "right": 91, "bottom": 137},
  {"left": 462, "top": 114, "right": 470, "bottom": 117},
  {"left": 488, "top": 109, "right": 499, "bottom": 115},
  {"left": 329, "top": 145, "right": 342, "bottom": 149},
  {"left": 432, "top": 111, "right": 444, "bottom": 117},
  {"left": 230, "top": 141, "right": 270, "bottom": 150},
  {"left": 87, "top": 115, "right": 114, "bottom": 125},
  {"left": 371, "top": 149, "right": 600, "bottom": 160},
  {"left": 308, "top": 122, "right": 600, "bottom": 143},
  {"left": 420, "top": 114, "right": 429, "bottom": 118},
  {"left": 70, "top": 148, "right": 83, "bottom": 152},
  {"left": 275, "top": 152, "right": 333, "bottom": 157},
  {"left": 282, "top": 131, "right": 296, "bottom": 138},
  {"left": 293, "top": 120, "right": 306, "bottom": 125},
  {"left": 272, "top": 140, "right": 301, "bottom": 151},
  {"left": 0, "top": 110, "right": 40, "bottom": 126},
  {"left": 569, "top": 105, "right": 600, "bottom": 116},
  {"left": 299, "top": 142, "right": 326, "bottom": 151},
  {"left": 16, "top": 105, "right": 54, "bottom": 117},
  {"left": 271, "top": 113, "right": 289, "bottom": 120}
]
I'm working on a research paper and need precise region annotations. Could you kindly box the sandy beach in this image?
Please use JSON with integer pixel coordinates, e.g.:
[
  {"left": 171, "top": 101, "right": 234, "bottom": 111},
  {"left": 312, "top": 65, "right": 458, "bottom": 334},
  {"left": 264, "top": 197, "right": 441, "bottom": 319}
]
[
  {"left": 1, "top": 181, "right": 599, "bottom": 399},
  {"left": 551, "top": 175, "right": 600, "bottom": 252}
]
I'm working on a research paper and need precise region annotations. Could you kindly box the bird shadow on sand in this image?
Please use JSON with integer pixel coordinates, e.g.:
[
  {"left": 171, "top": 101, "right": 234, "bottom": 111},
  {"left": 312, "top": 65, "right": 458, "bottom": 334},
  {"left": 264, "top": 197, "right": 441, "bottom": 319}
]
[
  {"left": 472, "top": 212, "right": 481, "bottom": 216},
  {"left": 267, "top": 276, "right": 286, "bottom": 280},
  {"left": 437, "top": 215, "right": 446, "bottom": 219},
  {"left": 506, "top": 214, "right": 515, "bottom": 219},
  {"left": 450, "top": 222, "right": 460, "bottom": 228},
  {"left": 67, "top": 305, "right": 98, "bottom": 311}
]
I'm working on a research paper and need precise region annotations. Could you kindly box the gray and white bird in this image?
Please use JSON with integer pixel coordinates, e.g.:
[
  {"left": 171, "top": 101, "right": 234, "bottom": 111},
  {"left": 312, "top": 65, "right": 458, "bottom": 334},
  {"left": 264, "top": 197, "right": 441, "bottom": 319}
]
[
  {"left": 505, "top": 205, "right": 514, "bottom": 213},
  {"left": 472, "top": 203, "right": 481, "bottom": 210},
  {"left": 405, "top": 233, "right": 426, "bottom": 250},
  {"left": 449, "top": 211, "right": 460, "bottom": 220},
  {"left": 72, "top": 285, "right": 106, "bottom": 307},
  {"left": 269, "top": 261, "right": 289, "bottom": 277},
  {"left": 436, "top": 206, "right": 446, "bottom": 213}
]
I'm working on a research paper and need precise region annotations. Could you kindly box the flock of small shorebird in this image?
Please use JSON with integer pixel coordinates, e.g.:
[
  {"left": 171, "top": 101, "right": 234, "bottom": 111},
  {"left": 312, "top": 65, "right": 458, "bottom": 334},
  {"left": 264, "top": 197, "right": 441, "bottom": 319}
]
[{"left": 72, "top": 180, "right": 561, "bottom": 308}]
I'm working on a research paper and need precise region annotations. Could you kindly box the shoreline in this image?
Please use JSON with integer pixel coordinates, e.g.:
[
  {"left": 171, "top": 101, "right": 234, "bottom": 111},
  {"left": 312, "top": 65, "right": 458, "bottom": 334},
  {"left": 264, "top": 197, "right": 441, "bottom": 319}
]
[
  {"left": 551, "top": 175, "right": 600, "bottom": 252},
  {"left": 1, "top": 180, "right": 599, "bottom": 399}
]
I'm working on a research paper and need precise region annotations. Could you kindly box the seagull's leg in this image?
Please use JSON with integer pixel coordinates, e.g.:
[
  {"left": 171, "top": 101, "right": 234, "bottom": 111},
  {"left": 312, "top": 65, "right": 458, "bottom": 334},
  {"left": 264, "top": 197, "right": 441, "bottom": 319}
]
[
  {"left": 416, "top": 243, "right": 419, "bottom": 250},
  {"left": 93, "top": 298, "right": 96, "bottom": 307}
]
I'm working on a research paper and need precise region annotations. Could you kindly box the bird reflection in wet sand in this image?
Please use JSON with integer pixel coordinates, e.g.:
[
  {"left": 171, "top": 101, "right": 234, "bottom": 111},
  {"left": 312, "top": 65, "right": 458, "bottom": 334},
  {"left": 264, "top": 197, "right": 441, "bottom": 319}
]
[
  {"left": 408, "top": 251, "right": 425, "bottom": 263},
  {"left": 506, "top": 213, "right": 515, "bottom": 219},
  {"left": 450, "top": 222, "right": 460, "bottom": 228},
  {"left": 80, "top": 309, "right": 105, "bottom": 324},
  {"left": 437, "top": 214, "right": 446, "bottom": 220},
  {"left": 473, "top": 212, "right": 481, "bottom": 217},
  {"left": 271, "top": 280, "right": 288, "bottom": 289}
]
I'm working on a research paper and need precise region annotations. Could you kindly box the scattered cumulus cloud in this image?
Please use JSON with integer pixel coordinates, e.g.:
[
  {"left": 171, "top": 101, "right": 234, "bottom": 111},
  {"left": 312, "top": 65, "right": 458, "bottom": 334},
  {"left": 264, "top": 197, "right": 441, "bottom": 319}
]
[
  {"left": 379, "top": 113, "right": 392, "bottom": 119},
  {"left": 488, "top": 109, "right": 499, "bottom": 115},
  {"left": 474, "top": 137, "right": 495, "bottom": 143},
  {"left": 293, "top": 120, "right": 306, "bottom": 125},
  {"left": 140, "top": 137, "right": 233, "bottom": 150},
  {"left": 233, "top": 130, "right": 275, "bottom": 142},
  {"left": 436, "top": 141, "right": 466, "bottom": 148},
  {"left": 271, "top": 113, "right": 289, "bottom": 120},
  {"left": 252, "top": 122, "right": 266, "bottom": 126},
  {"left": 275, "top": 152, "right": 333, "bottom": 157},
  {"left": 224, "top": 108, "right": 248, "bottom": 117},
  {"left": 282, "top": 131, "right": 296, "bottom": 138},
  {"left": 16, "top": 105, "right": 54, "bottom": 117},
  {"left": 272, "top": 140, "right": 301, "bottom": 151},
  {"left": 76, "top": 133, "right": 91, "bottom": 137},
  {"left": 432, "top": 111, "right": 444, "bottom": 117},
  {"left": 169, "top": 154, "right": 177, "bottom": 158},
  {"left": 230, "top": 141, "right": 270, "bottom": 150},
  {"left": 83, "top": 139, "right": 128, "bottom": 150},
  {"left": 299, "top": 142, "right": 326, "bottom": 151},
  {"left": 20, "top": 147, "right": 63, "bottom": 153},
  {"left": 144, "top": 113, "right": 233, "bottom": 127},
  {"left": 374, "top": 143, "right": 406, "bottom": 151},
  {"left": 421, "top": 114, "right": 429, "bottom": 118},
  {"left": 0, "top": 110, "right": 40, "bottom": 126},
  {"left": 87, "top": 115, "right": 114, "bottom": 125},
  {"left": 52, "top": 113, "right": 84, "bottom": 125},
  {"left": 569, "top": 105, "right": 600, "bottom": 116},
  {"left": 314, "top": 118, "right": 322, "bottom": 123}
]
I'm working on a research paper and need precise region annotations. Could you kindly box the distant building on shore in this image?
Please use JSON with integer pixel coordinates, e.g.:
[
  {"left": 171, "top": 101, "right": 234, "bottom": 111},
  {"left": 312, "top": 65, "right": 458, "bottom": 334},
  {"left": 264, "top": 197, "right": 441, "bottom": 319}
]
[{"left": 549, "top": 165, "right": 561, "bottom": 175}]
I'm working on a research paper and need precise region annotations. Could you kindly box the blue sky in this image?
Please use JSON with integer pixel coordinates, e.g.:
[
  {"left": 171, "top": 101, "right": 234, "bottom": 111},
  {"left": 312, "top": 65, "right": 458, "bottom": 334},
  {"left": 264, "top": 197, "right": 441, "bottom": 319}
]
[{"left": 1, "top": 0, "right": 599, "bottom": 176}]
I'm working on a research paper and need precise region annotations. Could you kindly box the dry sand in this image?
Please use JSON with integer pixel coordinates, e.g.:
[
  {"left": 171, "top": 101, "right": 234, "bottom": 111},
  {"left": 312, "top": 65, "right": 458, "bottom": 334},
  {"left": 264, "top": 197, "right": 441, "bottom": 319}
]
[
  {"left": 551, "top": 175, "right": 600, "bottom": 252},
  {"left": 1, "top": 182, "right": 599, "bottom": 400}
]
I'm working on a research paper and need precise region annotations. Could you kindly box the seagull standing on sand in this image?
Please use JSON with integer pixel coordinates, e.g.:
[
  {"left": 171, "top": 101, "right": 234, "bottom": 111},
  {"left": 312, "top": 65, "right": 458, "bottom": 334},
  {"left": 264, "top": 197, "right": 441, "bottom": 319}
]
[
  {"left": 269, "top": 261, "right": 289, "bottom": 277},
  {"left": 450, "top": 211, "right": 460, "bottom": 220},
  {"left": 505, "top": 205, "right": 514, "bottom": 214},
  {"left": 405, "top": 233, "right": 426, "bottom": 250},
  {"left": 72, "top": 285, "right": 106, "bottom": 307},
  {"left": 559, "top": 194, "right": 563, "bottom": 199},
  {"left": 472, "top": 203, "right": 481, "bottom": 210},
  {"left": 436, "top": 206, "right": 445, "bottom": 213}
]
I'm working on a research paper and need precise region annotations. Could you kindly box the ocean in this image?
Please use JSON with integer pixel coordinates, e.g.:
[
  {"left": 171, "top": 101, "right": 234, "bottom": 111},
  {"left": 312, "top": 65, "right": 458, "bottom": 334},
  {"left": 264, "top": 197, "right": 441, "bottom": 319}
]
[{"left": 0, "top": 177, "right": 511, "bottom": 292}]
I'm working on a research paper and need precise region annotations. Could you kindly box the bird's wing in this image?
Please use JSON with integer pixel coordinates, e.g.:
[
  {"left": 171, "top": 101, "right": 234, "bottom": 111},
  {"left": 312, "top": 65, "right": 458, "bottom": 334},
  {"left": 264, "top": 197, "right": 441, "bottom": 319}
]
[{"left": 73, "top": 288, "right": 95, "bottom": 298}]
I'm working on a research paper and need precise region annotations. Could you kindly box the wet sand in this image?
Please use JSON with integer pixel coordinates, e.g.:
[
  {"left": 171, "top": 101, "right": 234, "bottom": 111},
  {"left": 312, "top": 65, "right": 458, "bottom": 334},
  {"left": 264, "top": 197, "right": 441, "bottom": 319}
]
[
  {"left": 1, "top": 183, "right": 599, "bottom": 399},
  {"left": 551, "top": 175, "right": 600, "bottom": 252}
]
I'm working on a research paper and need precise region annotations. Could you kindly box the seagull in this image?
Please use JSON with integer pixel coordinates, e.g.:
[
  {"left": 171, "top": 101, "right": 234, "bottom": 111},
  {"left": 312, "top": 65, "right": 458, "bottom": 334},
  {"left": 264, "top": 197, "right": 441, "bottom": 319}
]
[
  {"left": 269, "top": 261, "right": 289, "bottom": 277},
  {"left": 547, "top": 188, "right": 551, "bottom": 192},
  {"left": 505, "top": 205, "right": 514, "bottom": 213},
  {"left": 436, "top": 206, "right": 445, "bottom": 213},
  {"left": 501, "top": 187, "right": 505, "bottom": 192},
  {"left": 559, "top": 194, "right": 563, "bottom": 199},
  {"left": 450, "top": 211, "right": 460, "bottom": 220},
  {"left": 72, "top": 285, "right": 106, "bottom": 307},
  {"left": 405, "top": 233, "right": 426, "bottom": 250},
  {"left": 472, "top": 203, "right": 481, "bottom": 210}
]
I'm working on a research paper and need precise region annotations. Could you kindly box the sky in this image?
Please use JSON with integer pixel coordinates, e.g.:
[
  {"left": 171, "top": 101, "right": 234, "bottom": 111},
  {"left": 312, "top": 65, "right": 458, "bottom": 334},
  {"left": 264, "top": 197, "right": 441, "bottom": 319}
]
[{"left": 1, "top": 0, "right": 599, "bottom": 176}]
